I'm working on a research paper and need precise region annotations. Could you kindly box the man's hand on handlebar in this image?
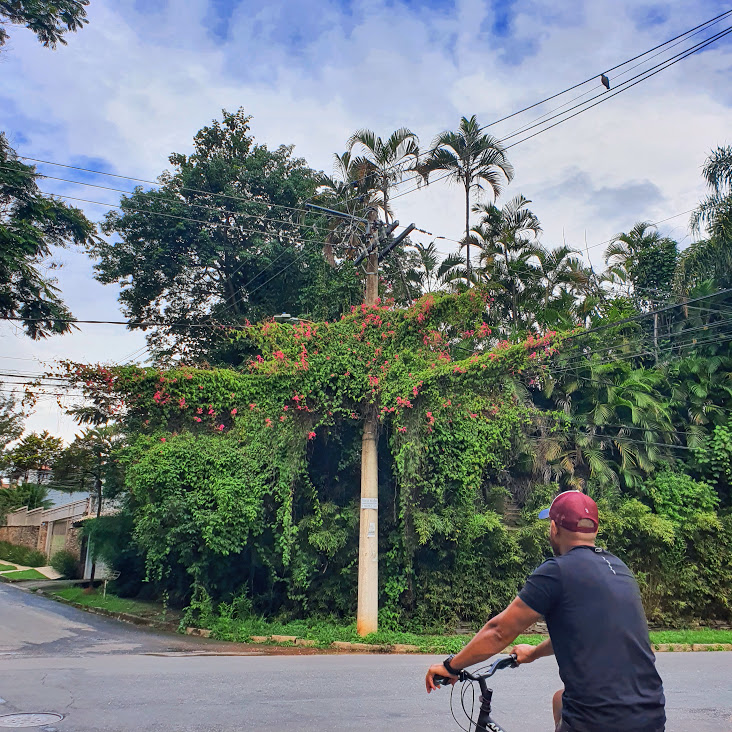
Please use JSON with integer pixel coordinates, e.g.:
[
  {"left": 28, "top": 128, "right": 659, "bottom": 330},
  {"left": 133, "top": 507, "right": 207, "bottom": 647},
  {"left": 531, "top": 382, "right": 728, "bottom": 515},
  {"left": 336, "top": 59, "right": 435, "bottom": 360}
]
[
  {"left": 425, "top": 663, "right": 457, "bottom": 693},
  {"left": 510, "top": 644, "right": 537, "bottom": 664}
]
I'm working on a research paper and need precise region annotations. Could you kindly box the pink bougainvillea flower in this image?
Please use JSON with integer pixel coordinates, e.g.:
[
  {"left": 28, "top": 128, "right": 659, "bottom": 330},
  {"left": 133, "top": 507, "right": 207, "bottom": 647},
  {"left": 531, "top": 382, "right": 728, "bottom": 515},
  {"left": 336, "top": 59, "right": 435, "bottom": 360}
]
[
  {"left": 398, "top": 426, "right": 407, "bottom": 433},
  {"left": 178, "top": 397, "right": 186, "bottom": 408},
  {"left": 199, "top": 385, "right": 204, "bottom": 389},
  {"left": 185, "top": 373, "right": 193, "bottom": 380},
  {"left": 194, "top": 417, "right": 202, "bottom": 423},
  {"left": 249, "top": 403, "right": 256, "bottom": 410},
  {"left": 265, "top": 418, "right": 273, "bottom": 427},
  {"left": 280, "top": 415, "right": 286, "bottom": 422},
  {"left": 160, "top": 437, "right": 166, "bottom": 442},
  {"left": 274, "top": 350, "right": 285, "bottom": 360},
  {"left": 217, "top": 424, "right": 225, "bottom": 431},
  {"left": 197, "top": 407, "right": 203, "bottom": 414},
  {"left": 308, "top": 431, "right": 316, "bottom": 440},
  {"left": 208, "top": 407, "right": 215, "bottom": 415},
  {"left": 283, "top": 405, "right": 288, "bottom": 411},
  {"left": 231, "top": 408, "right": 237, "bottom": 416}
]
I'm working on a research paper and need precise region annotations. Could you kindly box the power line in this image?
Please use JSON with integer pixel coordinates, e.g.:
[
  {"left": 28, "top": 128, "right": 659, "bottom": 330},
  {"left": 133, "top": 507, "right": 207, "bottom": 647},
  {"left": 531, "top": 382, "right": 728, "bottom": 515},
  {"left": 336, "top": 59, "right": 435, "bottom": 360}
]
[
  {"left": 17, "top": 10, "right": 732, "bottom": 223},
  {"left": 503, "top": 26, "right": 732, "bottom": 151},
  {"left": 552, "top": 317, "right": 732, "bottom": 371},
  {"left": 480, "top": 9, "right": 732, "bottom": 133},
  {"left": 549, "top": 331, "right": 732, "bottom": 380},
  {"left": 0, "top": 164, "right": 335, "bottom": 237},
  {"left": 559, "top": 287, "right": 732, "bottom": 343},
  {"left": 389, "top": 24, "right": 732, "bottom": 203}
]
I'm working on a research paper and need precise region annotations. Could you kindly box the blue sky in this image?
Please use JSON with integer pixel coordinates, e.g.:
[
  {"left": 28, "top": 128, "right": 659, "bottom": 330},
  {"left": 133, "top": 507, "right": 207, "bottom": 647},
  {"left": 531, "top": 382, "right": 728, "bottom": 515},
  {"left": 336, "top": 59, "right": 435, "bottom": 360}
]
[{"left": 1, "top": 0, "right": 730, "bottom": 440}]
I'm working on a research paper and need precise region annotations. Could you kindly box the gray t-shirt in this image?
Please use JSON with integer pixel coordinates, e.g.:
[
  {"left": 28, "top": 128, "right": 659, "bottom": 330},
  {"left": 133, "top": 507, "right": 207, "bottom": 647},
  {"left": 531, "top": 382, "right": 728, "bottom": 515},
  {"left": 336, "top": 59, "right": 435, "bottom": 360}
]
[{"left": 519, "top": 545, "right": 665, "bottom": 732}]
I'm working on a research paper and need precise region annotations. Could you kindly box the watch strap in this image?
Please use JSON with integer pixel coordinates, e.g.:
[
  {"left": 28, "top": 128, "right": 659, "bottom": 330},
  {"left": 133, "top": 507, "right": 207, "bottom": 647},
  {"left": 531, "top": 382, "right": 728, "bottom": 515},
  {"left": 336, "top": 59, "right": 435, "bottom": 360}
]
[{"left": 443, "top": 654, "right": 459, "bottom": 676}]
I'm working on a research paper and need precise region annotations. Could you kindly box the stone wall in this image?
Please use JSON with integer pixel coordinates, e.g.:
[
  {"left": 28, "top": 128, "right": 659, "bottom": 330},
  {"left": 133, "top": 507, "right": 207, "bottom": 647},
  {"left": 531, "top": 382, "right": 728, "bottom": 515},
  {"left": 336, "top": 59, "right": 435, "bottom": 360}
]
[
  {"left": 65, "top": 526, "right": 83, "bottom": 559},
  {"left": 37, "top": 522, "right": 48, "bottom": 554},
  {"left": 0, "top": 525, "right": 40, "bottom": 550}
]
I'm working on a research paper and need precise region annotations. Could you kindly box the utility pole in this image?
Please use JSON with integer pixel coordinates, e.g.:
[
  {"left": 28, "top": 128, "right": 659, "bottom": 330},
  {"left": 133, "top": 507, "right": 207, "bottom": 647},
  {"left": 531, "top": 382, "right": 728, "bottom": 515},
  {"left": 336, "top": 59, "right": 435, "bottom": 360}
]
[
  {"left": 357, "top": 209, "right": 381, "bottom": 636},
  {"left": 305, "top": 203, "right": 414, "bottom": 636}
]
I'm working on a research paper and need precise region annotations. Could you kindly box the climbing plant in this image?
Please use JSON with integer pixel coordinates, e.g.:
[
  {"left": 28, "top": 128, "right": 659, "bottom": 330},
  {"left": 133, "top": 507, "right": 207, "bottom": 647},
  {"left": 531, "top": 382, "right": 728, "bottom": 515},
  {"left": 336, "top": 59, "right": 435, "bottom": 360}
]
[{"left": 57, "top": 291, "right": 558, "bottom": 622}]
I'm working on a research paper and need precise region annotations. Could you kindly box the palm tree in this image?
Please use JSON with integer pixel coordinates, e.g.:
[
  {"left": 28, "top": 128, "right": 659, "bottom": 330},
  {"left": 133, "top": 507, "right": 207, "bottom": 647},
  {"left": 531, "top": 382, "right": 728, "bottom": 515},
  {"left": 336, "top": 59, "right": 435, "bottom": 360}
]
[
  {"left": 536, "top": 245, "right": 591, "bottom": 308},
  {"left": 418, "top": 116, "right": 514, "bottom": 282},
  {"left": 347, "top": 128, "right": 420, "bottom": 224},
  {"left": 691, "top": 145, "right": 732, "bottom": 242},
  {"left": 469, "top": 195, "right": 541, "bottom": 326},
  {"left": 314, "top": 151, "right": 378, "bottom": 264},
  {"left": 532, "top": 363, "right": 676, "bottom": 491},
  {"left": 410, "top": 240, "right": 465, "bottom": 293},
  {"left": 677, "top": 146, "right": 732, "bottom": 293}
]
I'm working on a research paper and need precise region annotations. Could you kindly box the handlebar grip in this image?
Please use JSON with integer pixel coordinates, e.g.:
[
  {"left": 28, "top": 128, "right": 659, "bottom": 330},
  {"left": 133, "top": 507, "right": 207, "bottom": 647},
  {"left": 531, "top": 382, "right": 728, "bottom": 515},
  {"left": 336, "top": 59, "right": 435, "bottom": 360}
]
[{"left": 433, "top": 674, "right": 453, "bottom": 686}]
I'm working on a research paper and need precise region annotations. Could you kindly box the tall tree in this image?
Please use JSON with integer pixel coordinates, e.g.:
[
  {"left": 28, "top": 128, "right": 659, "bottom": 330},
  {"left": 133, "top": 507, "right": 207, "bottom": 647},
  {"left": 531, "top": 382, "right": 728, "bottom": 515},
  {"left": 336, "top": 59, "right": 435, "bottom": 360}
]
[
  {"left": 0, "top": 134, "right": 96, "bottom": 338},
  {"left": 4, "top": 429, "right": 63, "bottom": 483},
  {"left": 92, "top": 109, "right": 356, "bottom": 363},
  {"left": 418, "top": 116, "right": 514, "bottom": 282},
  {"left": 0, "top": 0, "right": 89, "bottom": 50},
  {"left": 347, "top": 127, "right": 419, "bottom": 224}
]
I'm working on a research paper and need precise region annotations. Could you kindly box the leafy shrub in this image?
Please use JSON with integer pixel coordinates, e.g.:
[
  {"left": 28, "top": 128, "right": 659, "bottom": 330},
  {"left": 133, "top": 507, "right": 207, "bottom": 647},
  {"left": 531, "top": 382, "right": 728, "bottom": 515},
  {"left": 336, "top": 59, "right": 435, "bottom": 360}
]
[
  {"left": 0, "top": 541, "right": 46, "bottom": 567},
  {"left": 639, "top": 470, "right": 719, "bottom": 523},
  {"left": 50, "top": 549, "right": 80, "bottom": 578}
]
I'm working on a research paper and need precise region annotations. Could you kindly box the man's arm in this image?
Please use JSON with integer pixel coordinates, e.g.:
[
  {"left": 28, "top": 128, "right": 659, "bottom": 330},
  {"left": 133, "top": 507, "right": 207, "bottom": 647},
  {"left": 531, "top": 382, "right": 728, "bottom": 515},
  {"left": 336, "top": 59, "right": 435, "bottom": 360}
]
[{"left": 425, "top": 597, "right": 542, "bottom": 692}]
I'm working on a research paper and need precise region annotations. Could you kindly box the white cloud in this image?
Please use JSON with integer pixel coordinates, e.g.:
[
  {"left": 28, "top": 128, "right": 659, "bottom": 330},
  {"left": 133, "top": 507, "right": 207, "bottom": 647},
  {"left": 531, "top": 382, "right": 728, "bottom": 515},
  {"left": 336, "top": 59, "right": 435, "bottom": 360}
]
[{"left": 1, "top": 0, "right": 730, "bottom": 440}]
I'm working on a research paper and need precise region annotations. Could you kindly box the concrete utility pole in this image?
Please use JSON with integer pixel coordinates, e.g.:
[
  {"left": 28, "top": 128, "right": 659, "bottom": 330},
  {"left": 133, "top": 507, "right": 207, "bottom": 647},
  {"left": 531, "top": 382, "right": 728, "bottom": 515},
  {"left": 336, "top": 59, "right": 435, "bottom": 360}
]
[
  {"left": 305, "top": 203, "right": 415, "bottom": 637},
  {"left": 357, "top": 210, "right": 381, "bottom": 636}
]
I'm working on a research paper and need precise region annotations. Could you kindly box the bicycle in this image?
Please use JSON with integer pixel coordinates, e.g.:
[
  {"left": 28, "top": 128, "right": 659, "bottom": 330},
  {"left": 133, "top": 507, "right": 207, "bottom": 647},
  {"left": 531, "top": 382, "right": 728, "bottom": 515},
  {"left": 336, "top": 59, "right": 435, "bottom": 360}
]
[{"left": 434, "top": 654, "right": 518, "bottom": 732}]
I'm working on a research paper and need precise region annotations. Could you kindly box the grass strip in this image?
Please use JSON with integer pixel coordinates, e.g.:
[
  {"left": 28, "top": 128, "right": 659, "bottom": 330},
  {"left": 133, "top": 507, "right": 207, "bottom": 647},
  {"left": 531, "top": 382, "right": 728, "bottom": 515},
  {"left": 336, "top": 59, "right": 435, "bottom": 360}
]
[
  {"left": 47, "top": 590, "right": 732, "bottom": 652},
  {"left": 2, "top": 568, "right": 46, "bottom": 581},
  {"left": 0, "top": 563, "right": 18, "bottom": 571},
  {"left": 50, "top": 587, "right": 176, "bottom": 623}
]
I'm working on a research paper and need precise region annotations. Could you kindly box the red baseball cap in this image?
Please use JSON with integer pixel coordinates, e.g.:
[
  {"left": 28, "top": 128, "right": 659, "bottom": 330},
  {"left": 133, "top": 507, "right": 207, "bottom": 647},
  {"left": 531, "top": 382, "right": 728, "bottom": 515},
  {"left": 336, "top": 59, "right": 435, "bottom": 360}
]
[{"left": 538, "top": 491, "right": 599, "bottom": 533}]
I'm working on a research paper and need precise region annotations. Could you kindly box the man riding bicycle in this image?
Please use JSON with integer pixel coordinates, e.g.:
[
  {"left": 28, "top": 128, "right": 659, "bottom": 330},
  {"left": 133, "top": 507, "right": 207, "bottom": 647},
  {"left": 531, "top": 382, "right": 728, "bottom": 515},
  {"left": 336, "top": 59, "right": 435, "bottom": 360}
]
[{"left": 426, "top": 491, "right": 666, "bottom": 732}]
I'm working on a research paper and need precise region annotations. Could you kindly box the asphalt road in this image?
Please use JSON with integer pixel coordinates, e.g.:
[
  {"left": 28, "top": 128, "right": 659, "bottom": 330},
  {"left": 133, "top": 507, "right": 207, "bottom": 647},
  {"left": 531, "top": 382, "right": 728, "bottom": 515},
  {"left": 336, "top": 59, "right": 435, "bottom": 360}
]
[{"left": 1, "top": 583, "right": 731, "bottom": 731}]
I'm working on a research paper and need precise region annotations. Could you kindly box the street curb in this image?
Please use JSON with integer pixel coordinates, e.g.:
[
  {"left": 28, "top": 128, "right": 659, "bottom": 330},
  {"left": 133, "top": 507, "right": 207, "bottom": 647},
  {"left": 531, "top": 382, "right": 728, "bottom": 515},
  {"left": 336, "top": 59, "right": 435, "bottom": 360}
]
[
  {"left": 31, "top": 591, "right": 732, "bottom": 654},
  {"left": 36, "top": 590, "right": 179, "bottom": 633}
]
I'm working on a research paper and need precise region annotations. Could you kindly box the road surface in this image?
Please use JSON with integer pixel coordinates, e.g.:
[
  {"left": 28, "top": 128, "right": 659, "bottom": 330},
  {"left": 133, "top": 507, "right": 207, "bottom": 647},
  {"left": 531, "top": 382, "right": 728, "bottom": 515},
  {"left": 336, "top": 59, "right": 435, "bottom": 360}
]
[{"left": 1, "top": 582, "right": 731, "bottom": 731}]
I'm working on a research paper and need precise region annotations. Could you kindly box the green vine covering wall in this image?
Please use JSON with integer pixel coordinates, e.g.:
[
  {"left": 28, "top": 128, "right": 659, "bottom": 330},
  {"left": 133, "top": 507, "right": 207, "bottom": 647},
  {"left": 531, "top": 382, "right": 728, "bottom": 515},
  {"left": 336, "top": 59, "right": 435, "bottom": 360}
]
[{"left": 63, "top": 292, "right": 559, "bottom": 626}]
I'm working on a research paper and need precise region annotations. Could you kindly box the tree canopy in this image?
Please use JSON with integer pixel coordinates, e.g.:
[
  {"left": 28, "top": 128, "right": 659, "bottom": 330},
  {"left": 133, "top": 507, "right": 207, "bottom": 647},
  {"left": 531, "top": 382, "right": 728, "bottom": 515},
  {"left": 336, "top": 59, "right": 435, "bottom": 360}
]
[
  {"left": 92, "top": 109, "right": 363, "bottom": 364},
  {"left": 0, "top": 134, "right": 96, "bottom": 338},
  {"left": 0, "top": 0, "right": 90, "bottom": 51}
]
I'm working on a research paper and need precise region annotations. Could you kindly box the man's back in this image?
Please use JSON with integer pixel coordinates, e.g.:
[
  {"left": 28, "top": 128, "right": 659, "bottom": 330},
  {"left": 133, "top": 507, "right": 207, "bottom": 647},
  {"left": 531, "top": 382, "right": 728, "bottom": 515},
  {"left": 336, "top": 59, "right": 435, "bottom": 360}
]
[{"left": 519, "top": 545, "right": 665, "bottom": 732}]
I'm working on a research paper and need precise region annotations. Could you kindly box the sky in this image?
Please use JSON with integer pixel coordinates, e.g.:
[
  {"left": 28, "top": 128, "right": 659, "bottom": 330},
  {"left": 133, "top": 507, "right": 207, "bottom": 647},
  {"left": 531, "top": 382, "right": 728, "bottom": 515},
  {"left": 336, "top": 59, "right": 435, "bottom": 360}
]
[{"left": 1, "top": 0, "right": 731, "bottom": 442}]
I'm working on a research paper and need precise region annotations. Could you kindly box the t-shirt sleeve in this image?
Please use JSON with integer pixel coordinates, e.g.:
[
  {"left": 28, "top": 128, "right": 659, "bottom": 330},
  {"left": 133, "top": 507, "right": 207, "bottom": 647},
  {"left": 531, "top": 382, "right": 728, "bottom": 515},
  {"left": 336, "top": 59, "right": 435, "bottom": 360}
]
[{"left": 518, "top": 559, "right": 562, "bottom": 617}]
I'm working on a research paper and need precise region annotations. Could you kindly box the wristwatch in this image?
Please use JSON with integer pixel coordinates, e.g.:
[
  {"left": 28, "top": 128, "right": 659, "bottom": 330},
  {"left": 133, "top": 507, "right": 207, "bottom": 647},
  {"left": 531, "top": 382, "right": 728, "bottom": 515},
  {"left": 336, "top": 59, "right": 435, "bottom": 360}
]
[{"left": 443, "top": 654, "right": 460, "bottom": 676}]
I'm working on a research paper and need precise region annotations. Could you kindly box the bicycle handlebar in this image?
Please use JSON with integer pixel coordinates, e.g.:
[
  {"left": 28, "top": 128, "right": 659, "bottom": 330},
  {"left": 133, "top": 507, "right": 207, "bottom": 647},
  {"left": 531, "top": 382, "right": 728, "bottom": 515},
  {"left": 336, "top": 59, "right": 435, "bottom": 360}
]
[{"left": 434, "top": 654, "right": 518, "bottom": 686}]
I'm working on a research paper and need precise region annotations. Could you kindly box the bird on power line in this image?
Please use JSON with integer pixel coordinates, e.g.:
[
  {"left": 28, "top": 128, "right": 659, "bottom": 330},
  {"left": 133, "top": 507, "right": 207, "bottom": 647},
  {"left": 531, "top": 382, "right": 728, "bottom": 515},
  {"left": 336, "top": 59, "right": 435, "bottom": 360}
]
[{"left": 601, "top": 73, "right": 611, "bottom": 89}]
